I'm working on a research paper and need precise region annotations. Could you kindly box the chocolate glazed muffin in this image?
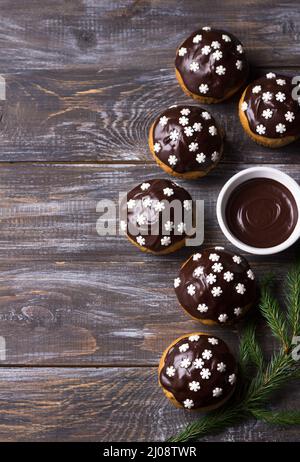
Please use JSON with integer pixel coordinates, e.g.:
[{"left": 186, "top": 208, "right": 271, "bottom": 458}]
[
  {"left": 159, "top": 333, "right": 237, "bottom": 411},
  {"left": 174, "top": 247, "right": 257, "bottom": 325},
  {"left": 175, "top": 27, "right": 249, "bottom": 103},
  {"left": 121, "top": 179, "right": 193, "bottom": 255},
  {"left": 239, "top": 73, "right": 300, "bottom": 148},
  {"left": 149, "top": 105, "right": 224, "bottom": 179}
]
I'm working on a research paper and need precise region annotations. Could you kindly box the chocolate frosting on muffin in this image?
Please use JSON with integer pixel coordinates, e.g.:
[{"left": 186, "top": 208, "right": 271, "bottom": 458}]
[
  {"left": 174, "top": 247, "right": 257, "bottom": 324},
  {"left": 175, "top": 27, "right": 248, "bottom": 100},
  {"left": 241, "top": 73, "right": 300, "bottom": 138},
  {"left": 160, "top": 333, "right": 237, "bottom": 409},
  {"left": 123, "top": 179, "right": 193, "bottom": 253},
  {"left": 151, "top": 105, "right": 223, "bottom": 174}
]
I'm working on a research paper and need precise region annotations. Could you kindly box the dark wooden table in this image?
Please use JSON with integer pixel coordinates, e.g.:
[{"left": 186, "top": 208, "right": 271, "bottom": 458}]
[{"left": 0, "top": 0, "right": 299, "bottom": 442}]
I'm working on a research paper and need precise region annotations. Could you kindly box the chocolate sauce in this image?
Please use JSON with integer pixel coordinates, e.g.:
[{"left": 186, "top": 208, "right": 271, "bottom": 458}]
[{"left": 226, "top": 178, "right": 298, "bottom": 248}]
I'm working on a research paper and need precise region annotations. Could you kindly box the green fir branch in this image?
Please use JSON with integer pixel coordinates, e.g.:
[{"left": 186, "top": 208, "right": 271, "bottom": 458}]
[
  {"left": 286, "top": 264, "right": 300, "bottom": 339},
  {"left": 250, "top": 409, "right": 300, "bottom": 426}
]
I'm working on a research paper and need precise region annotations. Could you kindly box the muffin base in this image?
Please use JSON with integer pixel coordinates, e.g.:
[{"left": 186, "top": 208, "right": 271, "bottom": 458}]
[
  {"left": 239, "top": 87, "right": 300, "bottom": 148},
  {"left": 148, "top": 122, "right": 224, "bottom": 180},
  {"left": 126, "top": 233, "right": 186, "bottom": 255},
  {"left": 158, "top": 332, "right": 236, "bottom": 411},
  {"left": 175, "top": 68, "right": 246, "bottom": 104}
]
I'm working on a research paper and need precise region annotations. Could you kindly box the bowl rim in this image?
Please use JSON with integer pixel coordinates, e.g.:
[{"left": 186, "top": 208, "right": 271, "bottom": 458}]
[{"left": 216, "top": 166, "right": 300, "bottom": 255}]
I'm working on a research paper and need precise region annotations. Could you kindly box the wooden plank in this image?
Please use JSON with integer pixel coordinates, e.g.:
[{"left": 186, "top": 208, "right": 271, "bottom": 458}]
[
  {"left": 0, "top": 0, "right": 299, "bottom": 71},
  {"left": 0, "top": 163, "right": 299, "bottom": 261},
  {"left": 0, "top": 259, "right": 293, "bottom": 365},
  {"left": 0, "top": 67, "right": 300, "bottom": 162},
  {"left": 0, "top": 367, "right": 298, "bottom": 441}
]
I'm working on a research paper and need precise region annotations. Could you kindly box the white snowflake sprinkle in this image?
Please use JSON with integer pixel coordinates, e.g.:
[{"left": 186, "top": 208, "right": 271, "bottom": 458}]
[
  {"left": 211, "top": 286, "right": 223, "bottom": 297},
  {"left": 170, "top": 129, "right": 179, "bottom": 142},
  {"left": 136, "top": 214, "right": 147, "bottom": 226},
  {"left": 212, "top": 50, "right": 223, "bottom": 61},
  {"left": 184, "top": 126, "right": 194, "bottom": 137},
  {"left": 217, "top": 362, "right": 226, "bottom": 372},
  {"left": 209, "top": 126, "right": 217, "bottom": 136},
  {"left": 229, "top": 373, "right": 236, "bottom": 385},
  {"left": 184, "top": 200, "right": 192, "bottom": 211},
  {"left": 209, "top": 253, "right": 220, "bottom": 262},
  {"left": 206, "top": 273, "right": 217, "bottom": 285},
  {"left": 197, "top": 303, "right": 208, "bottom": 313},
  {"left": 179, "top": 116, "right": 189, "bottom": 126},
  {"left": 187, "top": 284, "right": 196, "bottom": 296},
  {"left": 276, "top": 79, "right": 286, "bottom": 86},
  {"left": 193, "top": 358, "right": 204, "bottom": 369},
  {"left": 189, "top": 381, "right": 201, "bottom": 392},
  {"left": 193, "top": 34, "right": 202, "bottom": 44},
  {"left": 202, "top": 349, "right": 212, "bottom": 360},
  {"left": 285, "top": 111, "right": 295, "bottom": 122},
  {"left": 190, "top": 61, "right": 199, "bottom": 72},
  {"left": 180, "top": 108, "right": 191, "bottom": 116},
  {"left": 136, "top": 235, "right": 145, "bottom": 246},
  {"left": 166, "top": 366, "right": 176, "bottom": 377},
  {"left": 193, "top": 253, "right": 202, "bottom": 261},
  {"left": 196, "top": 153, "right": 206, "bottom": 164},
  {"left": 252, "top": 85, "right": 262, "bottom": 94},
  {"left": 202, "top": 26, "right": 211, "bottom": 31},
  {"left": 262, "top": 91, "right": 273, "bottom": 103},
  {"left": 201, "top": 45, "right": 211, "bottom": 55},
  {"left": 153, "top": 142, "right": 161, "bottom": 153},
  {"left": 180, "top": 358, "right": 191, "bottom": 369},
  {"left": 177, "top": 222, "right": 185, "bottom": 233},
  {"left": 127, "top": 199, "right": 136, "bottom": 209},
  {"left": 168, "top": 155, "right": 178, "bottom": 166},
  {"left": 276, "top": 123, "right": 286, "bottom": 134},
  {"left": 236, "top": 44, "right": 244, "bottom": 54},
  {"left": 216, "top": 65, "right": 226, "bottom": 76},
  {"left": 218, "top": 313, "right": 228, "bottom": 323},
  {"left": 211, "top": 151, "right": 220, "bottom": 162},
  {"left": 236, "top": 283, "right": 246, "bottom": 294},
  {"left": 213, "top": 387, "right": 223, "bottom": 397},
  {"left": 174, "top": 277, "right": 181, "bottom": 288},
  {"left": 223, "top": 271, "right": 234, "bottom": 282},
  {"left": 178, "top": 47, "right": 187, "bottom": 57},
  {"left": 211, "top": 40, "right": 221, "bottom": 49},
  {"left": 189, "top": 335, "right": 200, "bottom": 342},
  {"left": 212, "top": 262, "right": 223, "bottom": 273},
  {"left": 247, "top": 269, "right": 255, "bottom": 280},
  {"left": 141, "top": 182, "right": 150, "bottom": 191},
  {"left": 208, "top": 337, "right": 219, "bottom": 345},
  {"left": 236, "top": 60, "right": 243, "bottom": 70},
  {"left": 159, "top": 116, "right": 168, "bottom": 127},
  {"left": 234, "top": 307, "right": 242, "bottom": 316},
  {"left": 193, "top": 266, "right": 204, "bottom": 277},
  {"left": 199, "top": 83, "right": 209, "bottom": 94},
  {"left": 276, "top": 92, "right": 286, "bottom": 102},
  {"left": 241, "top": 101, "right": 248, "bottom": 111},
  {"left": 189, "top": 142, "right": 199, "bottom": 152},
  {"left": 262, "top": 108, "right": 273, "bottom": 119},
  {"left": 163, "top": 187, "right": 174, "bottom": 197},
  {"left": 266, "top": 72, "right": 276, "bottom": 79},
  {"left": 179, "top": 343, "right": 189, "bottom": 353},
  {"left": 233, "top": 255, "right": 242, "bottom": 264},
  {"left": 154, "top": 201, "right": 165, "bottom": 212},
  {"left": 193, "top": 122, "right": 202, "bottom": 132},
  {"left": 200, "top": 368, "right": 211, "bottom": 379},
  {"left": 183, "top": 398, "right": 194, "bottom": 409},
  {"left": 256, "top": 124, "right": 266, "bottom": 135},
  {"left": 164, "top": 220, "right": 174, "bottom": 232},
  {"left": 202, "top": 111, "right": 211, "bottom": 120},
  {"left": 161, "top": 236, "right": 171, "bottom": 246},
  {"left": 222, "top": 34, "right": 231, "bottom": 42}
]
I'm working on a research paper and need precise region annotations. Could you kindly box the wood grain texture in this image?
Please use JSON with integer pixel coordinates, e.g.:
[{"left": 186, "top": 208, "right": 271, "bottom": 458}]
[
  {"left": 0, "top": 67, "right": 300, "bottom": 162},
  {"left": 0, "top": 367, "right": 298, "bottom": 442}
]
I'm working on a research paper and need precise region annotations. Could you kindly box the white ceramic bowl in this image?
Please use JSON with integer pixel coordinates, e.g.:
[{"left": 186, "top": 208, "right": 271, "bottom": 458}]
[{"left": 216, "top": 166, "right": 300, "bottom": 255}]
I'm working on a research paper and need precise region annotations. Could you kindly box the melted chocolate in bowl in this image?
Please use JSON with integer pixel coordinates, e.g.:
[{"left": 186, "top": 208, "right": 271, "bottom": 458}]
[{"left": 225, "top": 178, "right": 298, "bottom": 248}]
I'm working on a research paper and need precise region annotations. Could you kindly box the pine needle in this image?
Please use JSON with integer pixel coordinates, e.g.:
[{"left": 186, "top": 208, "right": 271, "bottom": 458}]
[
  {"left": 251, "top": 409, "right": 300, "bottom": 426},
  {"left": 286, "top": 264, "right": 300, "bottom": 339}
]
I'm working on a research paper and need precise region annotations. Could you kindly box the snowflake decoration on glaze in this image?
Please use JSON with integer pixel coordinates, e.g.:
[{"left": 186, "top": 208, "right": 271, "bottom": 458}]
[
  {"left": 211, "top": 286, "right": 223, "bottom": 297},
  {"left": 199, "top": 83, "right": 209, "bottom": 94},
  {"left": 179, "top": 116, "right": 189, "bottom": 126},
  {"left": 190, "top": 61, "right": 199, "bottom": 72},
  {"left": 285, "top": 111, "right": 295, "bottom": 122},
  {"left": 193, "top": 266, "right": 204, "bottom": 277},
  {"left": 252, "top": 85, "right": 262, "bottom": 94},
  {"left": 241, "top": 101, "right": 248, "bottom": 111},
  {"left": 247, "top": 269, "right": 255, "bottom": 280},
  {"left": 168, "top": 155, "right": 177, "bottom": 167},
  {"left": 211, "top": 40, "right": 221, "bottom": 49},
  {"left": 276, "top": 123, "right": 286, "bottom": 134},
  {"left": 136, "top": 235, "right": 145, "bottom": 246},
  {"left": 216, "top": 65, "right": 226, "bottom": 76},
  {"left": 236, "top": 44, "right": 244, "bottom": 54},
  {"left": 262, "top": 109, "right": 273, "bottom": 119},
  {"left": 189, "top": 335, "right": 200, "bottom": 342},
  {"left": 212, "top": 262, "right": 223, "bottom": 273},
  {"left": 164, "top": 221, "right": 174, "bottom": 232},
  {"left": 184, "top": 126, "right": 194, "bottom": 137},
  {"left": 233, "top": 255, "right": 242, "bottom": 264},
  {"left": 178, "top": 47, "right": 187, "bottom": 57},
  {"left": 212, "top": 50, "right": 223, "bottom": 61},
  {"left": 180, "top": 358, "right": 191, "bottom": 369},
  {"left": 211, "top": 151, "right": 220, "bottom": 162},
  {"left": 197, "top": 303, "right": 208, "bottom": 313},
  {"left": 161, "top": 236, "right": 171, "bottom": 246},
  {"left": 189, "top": 142, "right": 199, "bottom": 152},
  {"left": 217, "top": 362, "right": 226, "bottom": 372},
  {"left": 193, "top": 358, "right": 204, "bottom": 369},
  {"left": 213, "top": 387, "right": 223, "bottom": 397},
  {"left": 206, "top": 273, "right": 217, "bottom": 285},
  {"left": 184, "top": 200, "right": 192, "bottom": 211},
  {"left": 189, "top": 381, "right": 201, "bottom": 392},
  {"left": 187, "top": 284, "right": 196, "bottom": 296},
  {"left": 183, "top": 399, "right": 194, "bottom": 409},
  {"left": 202, "top": 26, "right": 211, "bottom": 31},
  {"left": 234, "top": 307, "right": 242, "bottom": 316},
  {"left": 236, "top": 60, "right": 243, "bottom": 70},
  {"left": 218, "top": 313, "right": 228, "bottom": 323},
  {"left": 163, "top": 187, "right": 174, "bottom": 197},
  {"left": 209, "top": 126, "right": 217, "bottom": 136},
  {"left": 262, "top": 91, "right": 273, "bottom": 103},
  {"left": 177, "top": 222, "right": 185, "bottom": 233},
  {"left": 153, "top": 142, "right": 161, "bottom": 153},
  {"left": 179, "top": 343, "right": 189, "bottom": 353},
  {"left": 208, "top": 337, "right": 218, "bottom": 345},
  {"left": 166, "top": 366, "right": 176, "bottom": 377},
  {"left": 196, "top": 153, "right": 206, "bottom": 164},
  {"left": 229, "top": 373, "right": 236, "bottom": 385},
  {"left": 169, "top": 129, "right": 179, "bottom": 142},
  {"left": 256, "top": 124, "right": 266, "bottom": 135},
  {"left": 193, "top": 122, "right": 202, "bottom": 132},
  {"left": 276, "top": 79, "right": 286, "bottom": 86},
  {"left": 201, "top": 45, "right": 211, "bottom": 55},
  {"left": 276, "top": 92, "right": 286, "bottom": 102},
  {"left": 222, "top": 34, "right": 231, "bottom": 42},
  {"left": 154, "top": 201, "right": 165, "bottom": 212},
  {"left": 202, "top": 111, "right": 211, "bottom": 120},
  {"left": 200, "top": 368, "right": 211, "bottom": 379},
  {"left": 202, "top": 349, "right": 212, "bottom": 360},
  {"left": 159, "top": 116, "right": 168, "bottom": 127},
  {"left": 266, "top": 72, "right": 276, "bottom": 79},
  {"left": 141, "top": 182, "right": 150, "bottom": 191},
  {"left": 127, "top": 199, "right": 136, "bottom": 209},
  {"left": 136, "top": 214, "right": 147, "bottom": 226},
  {"left": 181, "top": 108, "right": 190, "bottom": 116},
  {"left": 174, "top": 277, "right": 181, "bottom": 288},
  {"left": 209, "top": 253, "right": 220, "bottom": 262},
  {"left": 193, "top": 253, "right": 202, "bottom": 261},
  {"left": 193, "top": 34, "right": 202, "bottom": 44},
  {"left": 236, "top": 283, "right": 246, "bottom": 294},
  {"left": 223, "top": 271, "right": 234, "bottom": 282}
]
